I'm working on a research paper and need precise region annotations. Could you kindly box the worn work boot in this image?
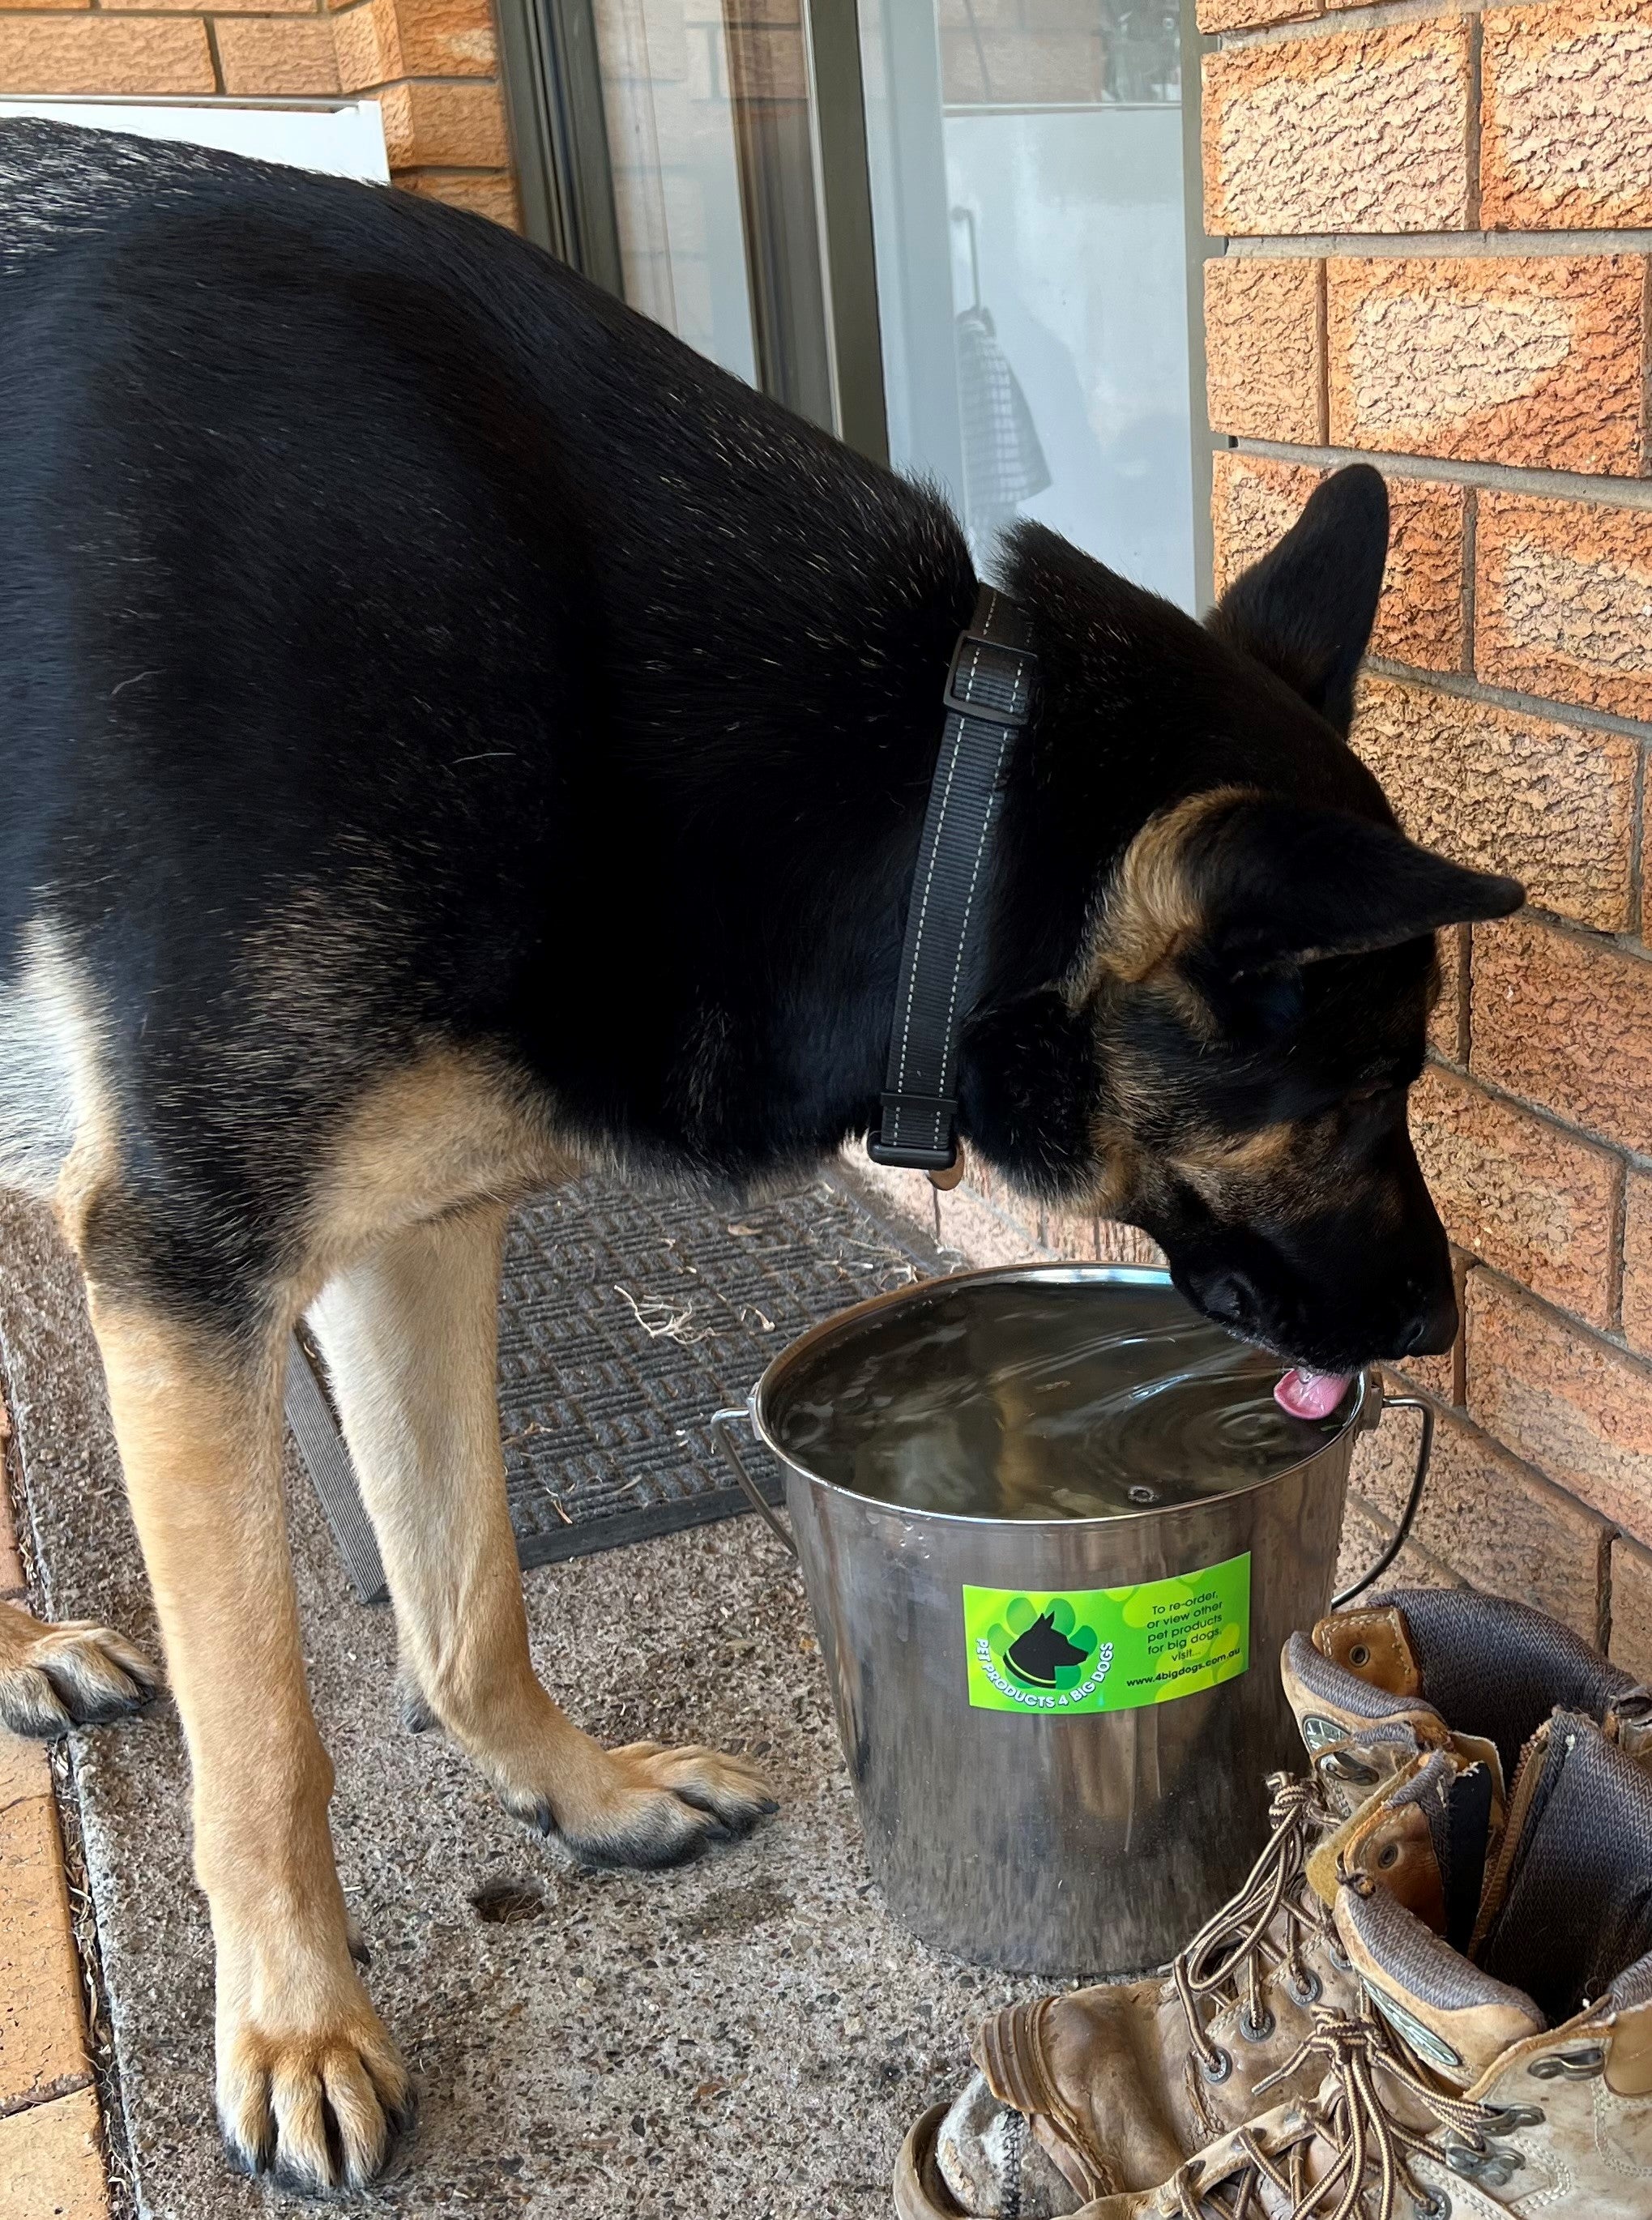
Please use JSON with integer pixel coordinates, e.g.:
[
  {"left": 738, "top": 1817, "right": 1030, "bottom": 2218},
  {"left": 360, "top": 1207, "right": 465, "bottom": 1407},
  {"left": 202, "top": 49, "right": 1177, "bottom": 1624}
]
[
  {"left": 1082, "top": 1708, "right": 1652, "bottom": 2219},
  {"left": 894, "top": 1590, "right": 1652, "bottom": 2218}
]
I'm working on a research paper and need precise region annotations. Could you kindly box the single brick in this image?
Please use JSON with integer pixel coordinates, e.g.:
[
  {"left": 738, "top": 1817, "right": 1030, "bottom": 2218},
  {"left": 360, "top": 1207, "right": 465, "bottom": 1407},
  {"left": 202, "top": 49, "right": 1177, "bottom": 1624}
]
[
  {"left": 1475, "top": 492, "right": 1652, "bottom": 724},
  {"left": 1466, "top": 1273, "right": 1652, "bottom": 1539},
  {"left": 0, "top": 2086, "right": 109, "bottom": 2220},
  {"left": 334, "top": 0, "right": 496, "bottom": 87},
  {"left": 398, "top": 170, "right": 520, "bottom": 229},
  {"left": 1430, "top": 925, "right": 1468, "bottom": 1064},
  {"left": 1370, "top": 480, "right": 1470, "bottom": 677},
  {"left": 1351, "top": 676, "right": 1635, "bottom": 933},
  {"left": 1351, "top": 1398, "right": 1607, "bottom": 1638},
  {"left": 1471, "top": 914, "right": 1652, "bottom": 1156},
  {"left": 0, "top": 1785, "right": 89, "bottom": 2113},
  {"left": 216, "top": 18, "right": 339, "bottom": 95},
  {"left": 1197, "top": 0, "right": 1320, "bottom": 30},
  {"left": 1212, "top": 454, "right": 1467, "bottom": 672},
  {"left": 1482, "top": 0, "right": 1652, "bottom": 230},
  {"left": 1204, "top": 260, "right": 1323, "bottom": 446},
  {"left": 1326, "top": 256, "right": 1646, "bottom": 475},
  {"left": 1338, "top": 1490, "right": 1460, "bottom": 1600},
  {"left": 1622, "top": 1168, "right": 1652, "bottom": 1356},
  {"left": 1203, "top": 19, "right": 1471, "bottom": 237},
  {"left": 1611, "top": 1532, "right": 1652, "bottom": 1678},
  {"left": 1407, "top": 1066, "right": 1619, "bottom": 1326},
  {"left": 104, "top": 0, "right": 302, "bottom": 11},
  {"left": 0, "top": 16, "right": 214, "bottom": 93},
  {"left": 376, "top": 79, "right": 509, "bottom": 171}
]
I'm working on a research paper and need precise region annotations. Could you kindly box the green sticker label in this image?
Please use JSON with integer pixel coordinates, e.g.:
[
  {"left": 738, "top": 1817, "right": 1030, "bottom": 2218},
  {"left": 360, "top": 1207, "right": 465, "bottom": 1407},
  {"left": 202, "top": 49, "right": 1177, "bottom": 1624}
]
[{"left": 962, "top": 1553, "right": 1251, "bottom": 1715}]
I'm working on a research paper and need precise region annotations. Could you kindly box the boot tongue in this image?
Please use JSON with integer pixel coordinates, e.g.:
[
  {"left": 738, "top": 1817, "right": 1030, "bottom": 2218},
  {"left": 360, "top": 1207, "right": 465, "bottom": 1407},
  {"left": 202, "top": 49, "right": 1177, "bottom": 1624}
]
[
  {"left": 1280, "top": 1631, "right": 1450, "bottom": 1814},
  {"left": 1334, "top": 1880, "right": 1544, "bottom": 2087},
  {"left": 1312, "top": 1603, "right": 1421, "bottom": 1696},
  {"left": 1306, "top": 1748, "right": 1493, "bottom": 1947},
  {"left": 1478, "top": 1708, "right": 1652, "bottom": 2021}
]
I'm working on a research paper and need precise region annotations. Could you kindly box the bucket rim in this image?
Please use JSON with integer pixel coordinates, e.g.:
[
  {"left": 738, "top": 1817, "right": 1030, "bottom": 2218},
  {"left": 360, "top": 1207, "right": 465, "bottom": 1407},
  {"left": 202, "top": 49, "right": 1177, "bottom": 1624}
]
[{"left": 744, "top": 1259, "right": 1374, "bottom": 1528}]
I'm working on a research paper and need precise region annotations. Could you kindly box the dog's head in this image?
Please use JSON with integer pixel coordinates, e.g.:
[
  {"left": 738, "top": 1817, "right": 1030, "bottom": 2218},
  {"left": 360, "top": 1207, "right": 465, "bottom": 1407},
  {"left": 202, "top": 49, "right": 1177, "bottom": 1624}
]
[{"left": 966, "top": 465, "right": 1522, "bottom": 1374}]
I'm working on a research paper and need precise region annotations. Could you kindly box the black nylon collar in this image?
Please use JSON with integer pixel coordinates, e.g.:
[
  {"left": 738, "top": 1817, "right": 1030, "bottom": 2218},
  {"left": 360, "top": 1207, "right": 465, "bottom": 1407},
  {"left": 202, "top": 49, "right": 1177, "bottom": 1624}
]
[{"left": 867, "top": 583, "right": 1037, "bottom": 1174}]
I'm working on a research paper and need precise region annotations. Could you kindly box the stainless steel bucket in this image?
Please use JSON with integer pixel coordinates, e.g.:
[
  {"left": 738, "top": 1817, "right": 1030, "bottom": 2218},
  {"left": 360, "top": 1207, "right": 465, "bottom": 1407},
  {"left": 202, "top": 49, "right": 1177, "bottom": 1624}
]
[{"left": 714, "top": 1262, "right": 1430, "bottom": 1978}]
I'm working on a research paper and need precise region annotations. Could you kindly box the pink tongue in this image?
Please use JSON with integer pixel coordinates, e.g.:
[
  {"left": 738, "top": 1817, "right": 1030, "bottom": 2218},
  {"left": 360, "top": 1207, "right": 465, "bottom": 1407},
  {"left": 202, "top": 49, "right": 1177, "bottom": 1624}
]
[{"left": 1274, "top": 1367, "right": 1355, "bottom": 1421}]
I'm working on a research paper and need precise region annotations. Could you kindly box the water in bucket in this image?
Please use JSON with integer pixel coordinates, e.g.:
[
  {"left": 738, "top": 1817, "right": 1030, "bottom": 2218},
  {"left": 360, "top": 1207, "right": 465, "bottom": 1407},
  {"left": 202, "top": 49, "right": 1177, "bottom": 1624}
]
[{"left": 770, "top": 1277, "right": 1350, "bottom": 1522}]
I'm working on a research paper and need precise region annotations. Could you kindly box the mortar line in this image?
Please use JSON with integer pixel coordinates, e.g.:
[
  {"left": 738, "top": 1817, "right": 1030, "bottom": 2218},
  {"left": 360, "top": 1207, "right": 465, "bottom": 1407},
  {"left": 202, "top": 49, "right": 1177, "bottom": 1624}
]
[
  {"left": 1459, "top": 485, "right": 1477, "bottom": 678},
  {"left": 1365, "top": 657, "right": 1652, "bottom": 745},
  {"left": 1465, "top": 11, "right": 1483, "bottom": 232},
  {"left": 1314, "top": 258, "right": 1329, "bottom": 444},
  {"left": 1236, "top": 435, "right": 1652, "bottom": 510},
  {"left": 1227, "top": 230, "right": 1652, "bottom": 257},
  {"left": 1219, "top": 0, "right": 1496, "bottom": 54},
  {"left": 1474, "top": 1261, "right": 1652, "bottom": 1379}
]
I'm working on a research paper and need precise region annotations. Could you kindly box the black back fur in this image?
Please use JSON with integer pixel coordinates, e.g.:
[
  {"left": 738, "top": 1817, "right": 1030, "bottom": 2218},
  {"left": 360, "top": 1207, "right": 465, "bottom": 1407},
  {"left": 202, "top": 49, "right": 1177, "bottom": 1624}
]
[{"left": 0, "top": 123, "right": 1521, "bottom": 1367}]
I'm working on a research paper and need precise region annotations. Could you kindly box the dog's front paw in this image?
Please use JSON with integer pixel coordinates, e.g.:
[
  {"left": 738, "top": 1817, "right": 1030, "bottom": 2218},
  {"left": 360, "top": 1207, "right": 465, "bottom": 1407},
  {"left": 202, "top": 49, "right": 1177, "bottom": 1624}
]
[
  {"left": 217, "top": 1970, "right": 414, "bottom": 2192},
  {"left": 512, "top": 1740, "right": 779, "bottom": 1869},
  {"left": 0, "top": 1599, "right": 161, "bottom": 1737}
]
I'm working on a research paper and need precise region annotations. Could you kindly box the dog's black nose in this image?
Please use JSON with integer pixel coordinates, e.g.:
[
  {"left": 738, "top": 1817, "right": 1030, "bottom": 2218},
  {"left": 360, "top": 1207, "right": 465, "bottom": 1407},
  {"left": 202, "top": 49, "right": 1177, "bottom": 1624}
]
[{"left": 1397, "top": 1291, "right": 1458, "bottom": 1356}]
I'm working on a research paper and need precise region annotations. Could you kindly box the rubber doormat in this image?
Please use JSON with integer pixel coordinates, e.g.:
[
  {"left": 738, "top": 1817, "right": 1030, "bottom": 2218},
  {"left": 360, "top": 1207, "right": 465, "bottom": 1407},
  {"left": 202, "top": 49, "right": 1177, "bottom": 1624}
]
[{"left": 286, "top": 1172, "right": 933, "bottom": 1602}]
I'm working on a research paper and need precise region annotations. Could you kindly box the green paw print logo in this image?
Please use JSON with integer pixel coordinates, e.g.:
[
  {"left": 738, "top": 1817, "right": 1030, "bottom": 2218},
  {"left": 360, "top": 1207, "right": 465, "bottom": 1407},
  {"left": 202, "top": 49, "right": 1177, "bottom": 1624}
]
[{"left": 988, "top": 1595, "right": 1099, "bottom": 1690}]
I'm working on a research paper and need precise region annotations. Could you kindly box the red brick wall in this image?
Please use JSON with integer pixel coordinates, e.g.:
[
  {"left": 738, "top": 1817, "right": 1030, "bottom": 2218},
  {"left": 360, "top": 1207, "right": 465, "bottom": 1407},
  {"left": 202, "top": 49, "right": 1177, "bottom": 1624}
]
[
  {"left": 916, "top": 2, "right": 1652, "bottom": 1667},
  {"left": 1195, "top": 0, "right": 1652, "bottom": 1667},
  {"left": 0, "top": 0, "right": 518, "bottom": 223}
]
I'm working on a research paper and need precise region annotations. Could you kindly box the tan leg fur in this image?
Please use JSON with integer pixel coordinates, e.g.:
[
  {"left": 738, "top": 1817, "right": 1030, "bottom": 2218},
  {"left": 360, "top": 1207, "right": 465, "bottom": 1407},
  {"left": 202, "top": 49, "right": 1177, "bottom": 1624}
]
[
  {"left": 305, "top": 1202, "right": 775, "bottom": 1864},
  {"left": 88, "top": 1295, "right": 412, "bottom": 2190}
]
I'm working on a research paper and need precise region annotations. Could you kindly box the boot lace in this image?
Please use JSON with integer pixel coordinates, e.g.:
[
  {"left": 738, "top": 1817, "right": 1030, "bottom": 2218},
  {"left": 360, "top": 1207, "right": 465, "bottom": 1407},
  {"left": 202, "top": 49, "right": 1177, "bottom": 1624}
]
[
  {"left": 1172, "top": 1774, "right": 1337, "bottom": 2073},
  {"left": 1159, "top": 2004, "right": 1532, "bottom": 2220}
]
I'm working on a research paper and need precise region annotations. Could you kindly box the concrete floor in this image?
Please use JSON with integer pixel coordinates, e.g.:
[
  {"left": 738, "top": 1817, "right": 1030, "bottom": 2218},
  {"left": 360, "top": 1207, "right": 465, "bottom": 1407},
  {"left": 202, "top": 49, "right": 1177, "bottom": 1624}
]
[{"left": 0, "top": 1193, "right": 1046, "bottom": 2220}]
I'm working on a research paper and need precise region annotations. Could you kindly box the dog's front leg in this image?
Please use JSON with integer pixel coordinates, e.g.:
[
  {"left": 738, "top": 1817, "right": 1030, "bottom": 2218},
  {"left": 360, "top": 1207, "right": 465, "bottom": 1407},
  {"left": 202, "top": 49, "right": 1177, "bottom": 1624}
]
[
  {"left": 88, "top": 1296, "right": 411, "bottom": 2188},
  {"left": 307, "top": 1202, "right": 775, "bottom": 1864}
]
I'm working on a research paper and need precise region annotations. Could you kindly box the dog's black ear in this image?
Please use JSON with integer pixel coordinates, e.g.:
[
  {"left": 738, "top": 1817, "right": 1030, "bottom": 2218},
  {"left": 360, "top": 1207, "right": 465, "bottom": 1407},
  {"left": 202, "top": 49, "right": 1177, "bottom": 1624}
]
[
  {"left": 1210, "top": 465, "right": 1389, "bottom": 736},
  {"left": 1183, "top": 797, "right": 1522, "bottom": 1031}
]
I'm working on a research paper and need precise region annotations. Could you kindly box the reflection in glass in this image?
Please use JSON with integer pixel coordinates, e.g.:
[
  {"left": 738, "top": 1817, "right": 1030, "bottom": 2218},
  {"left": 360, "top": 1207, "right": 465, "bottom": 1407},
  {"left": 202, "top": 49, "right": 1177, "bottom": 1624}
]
[
  {"left": 588, "top": 0, "right": 833, "bottom": 429},
  {"left": 860, "top": 0, "right": 1197, "bottom": 608}
]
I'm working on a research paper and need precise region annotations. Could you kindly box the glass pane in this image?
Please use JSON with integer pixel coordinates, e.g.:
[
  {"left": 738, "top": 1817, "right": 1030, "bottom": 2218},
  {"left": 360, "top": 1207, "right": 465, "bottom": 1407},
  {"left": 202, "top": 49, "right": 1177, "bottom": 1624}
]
[
  {"left": 592, "top": 0, "right": 759, "bottom": 381},
  {"left": 859, "top": 0, "right": 1197, "bottom": 609},
  {"left": 589, "top": 0, "right": 833, "bottom": 428}
]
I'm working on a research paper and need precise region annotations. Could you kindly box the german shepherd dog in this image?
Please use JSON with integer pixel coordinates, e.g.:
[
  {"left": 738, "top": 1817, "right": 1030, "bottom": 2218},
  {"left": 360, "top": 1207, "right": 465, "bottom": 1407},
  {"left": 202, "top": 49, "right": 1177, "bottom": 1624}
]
[{"left": 0, "top": 122, "right": 1520, "bottom": 2189}]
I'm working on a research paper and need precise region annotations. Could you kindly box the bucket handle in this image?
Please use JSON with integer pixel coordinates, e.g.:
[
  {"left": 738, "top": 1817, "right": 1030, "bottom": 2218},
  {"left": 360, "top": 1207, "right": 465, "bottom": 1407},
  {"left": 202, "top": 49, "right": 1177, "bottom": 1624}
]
[
  {"left": 1331, "top": 1390, "right": 1434, "bottom": 1609},
  {"left": 711, "top": 1403, "right": 799, "bottom": 1559}
]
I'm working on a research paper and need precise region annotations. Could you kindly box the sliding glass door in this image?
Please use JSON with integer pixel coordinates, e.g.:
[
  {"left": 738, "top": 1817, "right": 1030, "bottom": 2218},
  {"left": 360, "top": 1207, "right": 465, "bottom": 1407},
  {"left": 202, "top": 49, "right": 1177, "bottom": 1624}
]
[
  {"left": 497, "top": 0, "right": 1208, "bottom": 606},
  {"left": 859, "top": 0, "right": 1197, "bottom": 604}
]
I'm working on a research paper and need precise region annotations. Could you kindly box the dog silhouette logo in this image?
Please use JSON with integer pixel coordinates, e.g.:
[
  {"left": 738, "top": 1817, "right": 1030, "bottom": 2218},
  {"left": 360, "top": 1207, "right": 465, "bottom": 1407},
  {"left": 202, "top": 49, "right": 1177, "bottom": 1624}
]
[{"left": 988, "top": 1595, "right": 1099, "bottom": 1691}]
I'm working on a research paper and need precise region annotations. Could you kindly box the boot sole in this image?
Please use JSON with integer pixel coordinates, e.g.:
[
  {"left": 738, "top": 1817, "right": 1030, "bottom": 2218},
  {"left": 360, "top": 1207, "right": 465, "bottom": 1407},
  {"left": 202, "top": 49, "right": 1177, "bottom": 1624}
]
[{"left": 894, "top": 2104, "right": 975, "bottom": 2220}]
